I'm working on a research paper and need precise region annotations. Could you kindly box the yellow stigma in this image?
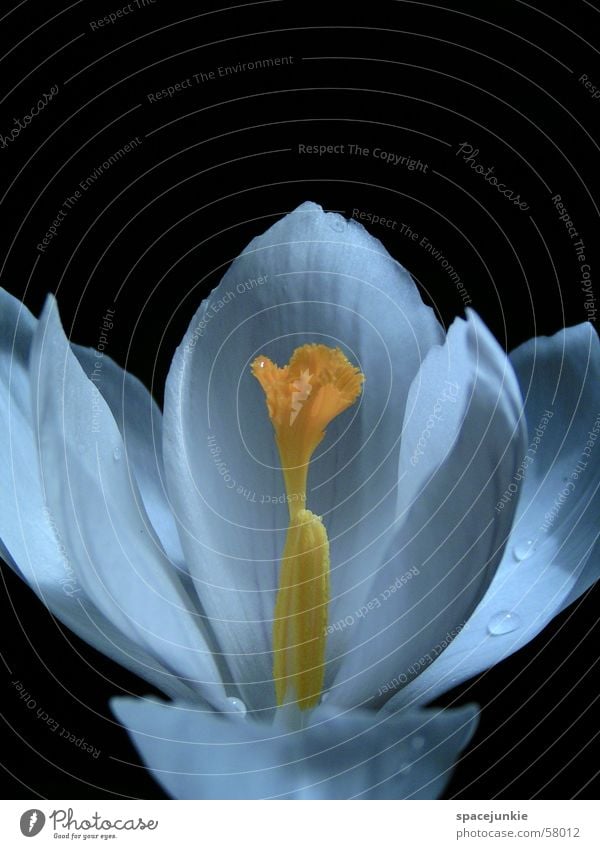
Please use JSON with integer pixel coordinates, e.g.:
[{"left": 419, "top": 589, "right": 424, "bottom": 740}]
[
  {"left": 251, "top": 344, "right": 365, "bottom": 520},
  {"left": 251, "top": 344, "right": 364, "bottom": 710}
]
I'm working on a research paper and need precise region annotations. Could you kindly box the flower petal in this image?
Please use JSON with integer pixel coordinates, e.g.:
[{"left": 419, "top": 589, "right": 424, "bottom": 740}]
[
  {"left": 111, "top": 695, "right": 478, "bottom": 799},
  {"left": 330, "top": 311, "right": 527, "bottom": 707},
  {"left": 511, "top": 323, "right": 600, "bottom": 609},
  {"left": 163, "top": 202, "right": 443, "bottom": 711},
  {"left": 0, "top": 289, "right": 55, "bottom": 583},
  {"left": 0, "top": 289, "right": 197, "bottom": 701},
  {"left": 29, "top": 294, "right": 226, "bottom": 708},
  {"left": 71, "top": 343, "right": 184, "bottom": 567},
  {"left": 382, "top": 322, "right": 599, "bottom": 710}
]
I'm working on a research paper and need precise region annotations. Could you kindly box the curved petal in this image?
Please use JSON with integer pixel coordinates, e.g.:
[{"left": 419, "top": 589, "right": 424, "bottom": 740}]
[
  {"left": 0, "top": 289, "right": 52, "bottom": 582},
  {"left": 383, "top": 322, "right": 599, "bottom": 710},
  {"left": 29, "top": 294, "right": 226, "bottom": 708},
  {"left": 511, "top": 323, "right": 600, "bottom": 609},
  {"left": 71, "top": 343, "right": 184, "bottom": 567},
  {"left": 163, "top": 201, "right": 443, "bottom": 711},
  {"left": 0, "top": 289, "right": 198, "bottom": 701},
  {"left": 330, "top": 311, "right": 527, "bottom": 707},
  {"left": 111, "top": 695, "right": 478, "bottom": 800}
]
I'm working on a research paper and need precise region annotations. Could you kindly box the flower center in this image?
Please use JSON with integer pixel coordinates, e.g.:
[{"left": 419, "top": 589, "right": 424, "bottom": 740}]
[{"left": 251, "top": 344, "right": 364, "bottom": 710}]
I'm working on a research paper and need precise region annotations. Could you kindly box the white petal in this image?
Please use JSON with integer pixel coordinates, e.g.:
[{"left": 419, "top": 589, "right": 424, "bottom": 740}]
[
  {"left": 511, "top": 323, "right": 599, "bottom": 608},
  {"left": 29, "top": 294, "right": 226, "bottom": 708},
  {"left": 330, "top": 311, "right": 527, "bottom": 706},
  {"left": 0, "top": 289, "right": 57, "bottom": 584},
  {"left": 163, "top": 202, "right": 443, "bottom": 710},
  {"left": 0, "top": 289, "right": 197, "bottom": 701},
  {"left": 111, "top": 695, "right": 478, "bottom": 799},
  {"left": 383, "top": 322, "right": 600, "bottom": 709},
  {"left": 72, "top": 343, "right": 184, "bottom": 567}
]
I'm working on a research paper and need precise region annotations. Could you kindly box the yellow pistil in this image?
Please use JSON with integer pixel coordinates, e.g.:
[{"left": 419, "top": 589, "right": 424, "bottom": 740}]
[
  {"left": 251, "top": 344, "right": 364, "bottom": 710},
  {"left": 272, "top": 509, "right": 330, "bottom": 710}
]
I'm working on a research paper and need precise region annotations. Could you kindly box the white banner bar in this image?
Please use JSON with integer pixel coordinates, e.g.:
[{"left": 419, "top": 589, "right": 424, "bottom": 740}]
[{"left": 1, "top": 800, "right": 597, "bottom": 847}]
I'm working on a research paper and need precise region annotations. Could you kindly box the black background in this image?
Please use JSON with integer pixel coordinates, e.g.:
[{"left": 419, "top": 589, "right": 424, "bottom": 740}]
[{"left": 1, "top": 0, "right": 599, "bottom": 799}]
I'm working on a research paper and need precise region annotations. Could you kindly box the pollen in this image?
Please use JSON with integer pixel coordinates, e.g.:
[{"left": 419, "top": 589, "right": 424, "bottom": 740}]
[
  {"left": 251, "top": 344, "right": 364, "bottom": 518},
  {"left": 251, "top": 344, "right": 364, "bottom": 711}
]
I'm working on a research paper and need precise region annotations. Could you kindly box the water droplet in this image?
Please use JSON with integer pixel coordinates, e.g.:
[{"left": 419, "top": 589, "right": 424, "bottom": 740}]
[
  {"left": 226, "top": 697, "right": 247, "bottom": 717},
  {"left": 513, "top": 537, "right": 537, "bottom": 561},
  {"left": 399, "top": 761, "right": 412, "bottom": 775},
  {"left": 411, "top": 735, "right": 425, "bottom": 752},
  {"left": 328, "top": 217, "right": 346, "bottom": 232},
  {"left": 113, "top": 447, "right": 122, "bottom": 461},
  {"left": 488, "top": 610, "right": 521, "bottom": 636},
  {"left": 259, "top": 360, "right": 265, "bottom": 368}
]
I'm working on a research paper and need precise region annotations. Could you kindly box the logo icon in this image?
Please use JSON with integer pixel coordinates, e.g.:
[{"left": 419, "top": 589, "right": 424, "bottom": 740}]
[{"left": 19, "top": 810, "right": 45, "bottom": 837}]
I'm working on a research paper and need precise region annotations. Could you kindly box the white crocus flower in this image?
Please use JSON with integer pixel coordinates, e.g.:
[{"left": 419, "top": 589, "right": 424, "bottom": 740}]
[{"left": 1, "top": 202, "right": 598, "bottom": 800}]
